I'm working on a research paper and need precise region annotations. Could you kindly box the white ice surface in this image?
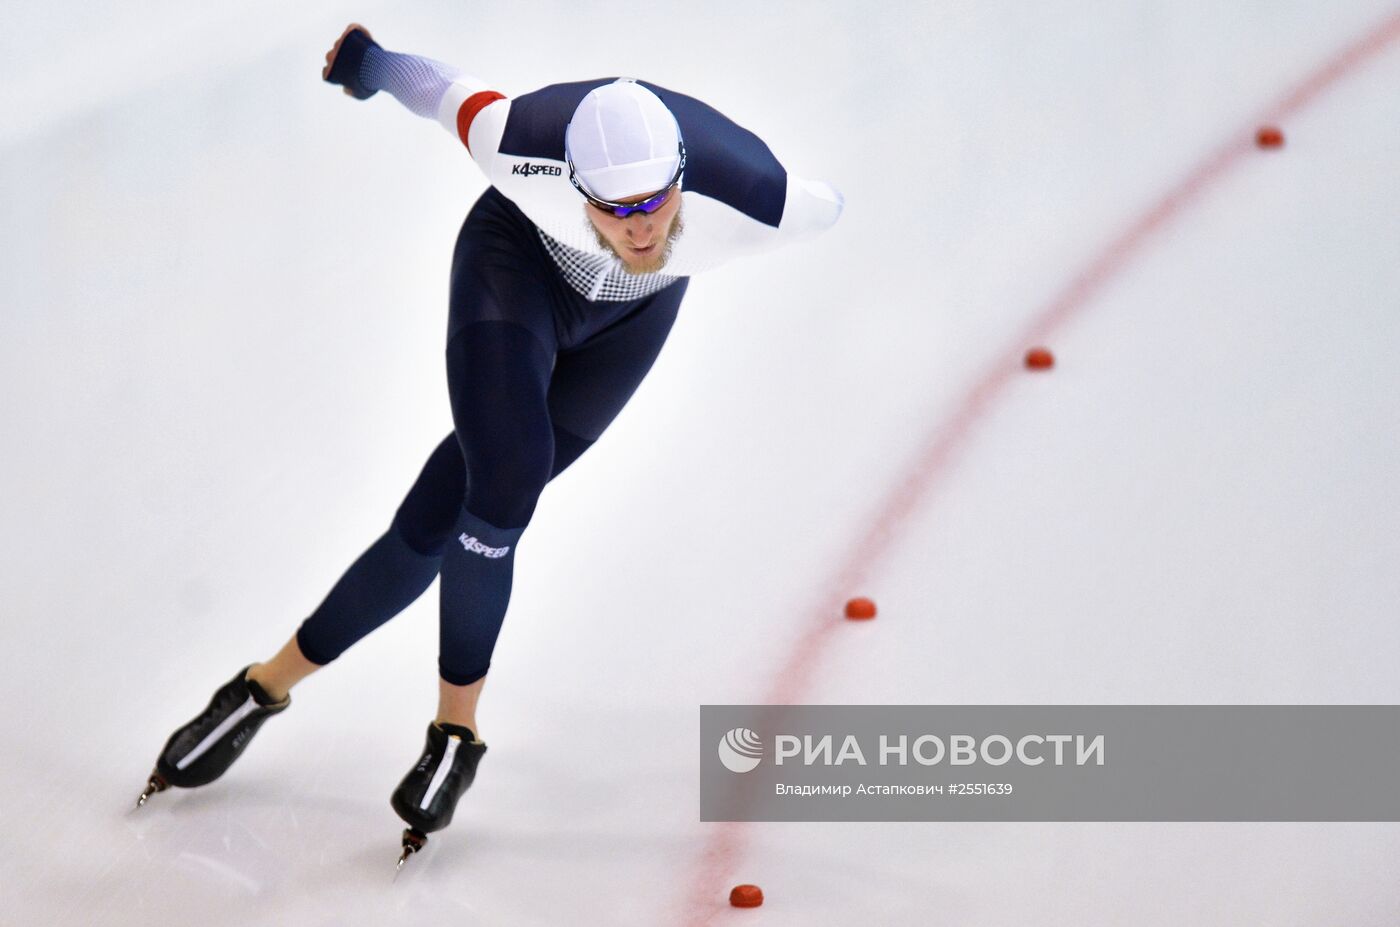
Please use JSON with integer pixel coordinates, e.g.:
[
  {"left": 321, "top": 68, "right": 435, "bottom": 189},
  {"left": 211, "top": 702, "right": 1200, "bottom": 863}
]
[{"left": 3, "top": 1, "right": 1400, "bottom": 924}]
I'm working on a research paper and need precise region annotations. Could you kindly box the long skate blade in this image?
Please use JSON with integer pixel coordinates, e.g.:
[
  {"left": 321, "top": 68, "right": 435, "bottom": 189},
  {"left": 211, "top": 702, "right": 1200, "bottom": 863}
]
[
  {"left": 394, "top": 828, "right": 427, "bottom": 879},
  {"left": 135, "top": 773, "right": 168, "bottom": 809}
]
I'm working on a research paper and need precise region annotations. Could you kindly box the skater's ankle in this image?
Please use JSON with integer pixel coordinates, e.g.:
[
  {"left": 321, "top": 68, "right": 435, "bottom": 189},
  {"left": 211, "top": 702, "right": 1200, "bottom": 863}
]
[
  {"left": 434, "top": 717, "right": 481, "bottom": 742},
  {"left": 245, "top": 634, "right": 321, "bottom": 701},
  {"left": 245, "top": 664, "right": 290, "bottom": 703}
]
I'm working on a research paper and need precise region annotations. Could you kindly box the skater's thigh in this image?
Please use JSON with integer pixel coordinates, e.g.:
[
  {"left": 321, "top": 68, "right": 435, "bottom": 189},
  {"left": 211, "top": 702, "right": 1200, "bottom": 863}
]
[
  {"left": 444, "top": 196, "right": 566, "bottom": 529},
  {"left": 446, "top": 194, "right": 561, "bottom": 350},
  {"left": 446, "top": 320, "right": 557, "bottom": 529},
  {"left": 546, "top": 279, "right": 687, "bottom": 443}
]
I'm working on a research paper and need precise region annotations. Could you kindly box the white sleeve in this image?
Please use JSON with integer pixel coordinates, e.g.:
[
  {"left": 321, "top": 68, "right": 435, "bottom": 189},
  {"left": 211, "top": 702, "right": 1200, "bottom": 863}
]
[{"left": 777, "top": 175, "right": 844, "bottom": 243}]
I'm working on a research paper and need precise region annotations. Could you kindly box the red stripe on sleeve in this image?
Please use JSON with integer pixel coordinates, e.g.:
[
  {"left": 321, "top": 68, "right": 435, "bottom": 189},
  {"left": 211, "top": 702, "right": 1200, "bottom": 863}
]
[{"left": 456, "top": 91, "right": 507, "bottom": 154}]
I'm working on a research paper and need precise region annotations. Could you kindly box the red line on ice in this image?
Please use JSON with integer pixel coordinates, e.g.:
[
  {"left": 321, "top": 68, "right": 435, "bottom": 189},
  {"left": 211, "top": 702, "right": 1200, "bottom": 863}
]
[{"left": 678, "top": 7, "right": 1400, "bottom": 924}]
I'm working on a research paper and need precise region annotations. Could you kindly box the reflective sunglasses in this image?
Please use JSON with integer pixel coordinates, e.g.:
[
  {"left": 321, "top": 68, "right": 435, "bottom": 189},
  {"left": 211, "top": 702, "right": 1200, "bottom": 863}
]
[{"left": 567, "top": 140, "right": 686, "bottom": 218}]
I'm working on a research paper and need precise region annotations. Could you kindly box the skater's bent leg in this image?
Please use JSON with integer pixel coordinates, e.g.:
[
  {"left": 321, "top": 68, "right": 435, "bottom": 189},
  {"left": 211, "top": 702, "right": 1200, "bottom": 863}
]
[
  {"left": 430, "top": 289, "right": 685, "bottom": 713},
  {"left": 247, "top": 634, "right": 320, "bottom": 702},
  {"left": 436, "top": 322, "right": 554, "bottom": 698}
]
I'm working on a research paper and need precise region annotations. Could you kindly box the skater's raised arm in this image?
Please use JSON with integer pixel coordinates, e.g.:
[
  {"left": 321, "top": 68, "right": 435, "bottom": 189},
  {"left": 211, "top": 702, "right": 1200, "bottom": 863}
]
[{"left": 322, "top": 25, "right": 507, "bottom": 176}]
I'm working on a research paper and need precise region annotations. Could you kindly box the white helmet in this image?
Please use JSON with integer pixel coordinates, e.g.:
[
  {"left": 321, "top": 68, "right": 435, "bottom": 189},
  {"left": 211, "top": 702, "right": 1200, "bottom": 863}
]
[{"left": 565, "top": 79, "right": 685, "bottom": 203}]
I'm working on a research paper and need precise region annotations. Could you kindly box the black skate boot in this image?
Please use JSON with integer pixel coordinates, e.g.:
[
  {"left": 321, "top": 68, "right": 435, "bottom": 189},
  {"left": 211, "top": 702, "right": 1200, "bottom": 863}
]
[
  {"left": 390, "top": 722, "right": 487, "bottom": 869},
  {"left": 136, "top": 665, "right": 290, "bottom": 807}
]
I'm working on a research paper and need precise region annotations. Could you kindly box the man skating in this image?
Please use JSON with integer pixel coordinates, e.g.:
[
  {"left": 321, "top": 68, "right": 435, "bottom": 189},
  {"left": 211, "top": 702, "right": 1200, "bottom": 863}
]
[{"left": 138, "top": 24, "right": 843, "bottom": 867}]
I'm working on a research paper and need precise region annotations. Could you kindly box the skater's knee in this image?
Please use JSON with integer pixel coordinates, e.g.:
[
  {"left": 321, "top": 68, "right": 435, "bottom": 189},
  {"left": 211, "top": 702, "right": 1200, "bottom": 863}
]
[
  {"left": 393, "top": 434, "right": 467, "bottom": 555},
  {"left": 390, "top": 506, "right": 451, "bottom": 556},
  {"left": 455, "top": 398, "right": 554, "bottom": 530},
  {"left": 461, "top": 459, "right": 550, "bottom": 530},
  {"left": 461, "top": 493, "right": 541, "bottom": 532}
]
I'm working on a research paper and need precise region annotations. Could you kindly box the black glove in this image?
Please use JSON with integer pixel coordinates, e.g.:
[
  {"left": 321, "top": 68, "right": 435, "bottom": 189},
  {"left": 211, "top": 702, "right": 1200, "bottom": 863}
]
[{"left": 322, "top": 24, "right": 382, "bottom": 100}]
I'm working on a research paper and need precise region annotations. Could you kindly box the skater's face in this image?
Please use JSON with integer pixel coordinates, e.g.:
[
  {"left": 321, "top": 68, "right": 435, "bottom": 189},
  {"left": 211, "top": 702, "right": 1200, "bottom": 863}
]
[{"left": 585, "top": 185, "right": 684, "bottom": 275}]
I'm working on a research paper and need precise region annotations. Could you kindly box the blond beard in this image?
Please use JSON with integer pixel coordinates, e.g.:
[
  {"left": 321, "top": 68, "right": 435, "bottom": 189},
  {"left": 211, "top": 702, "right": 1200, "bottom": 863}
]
[{"left": 593, "top": 205, "right": 685, "bottom": 275}]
